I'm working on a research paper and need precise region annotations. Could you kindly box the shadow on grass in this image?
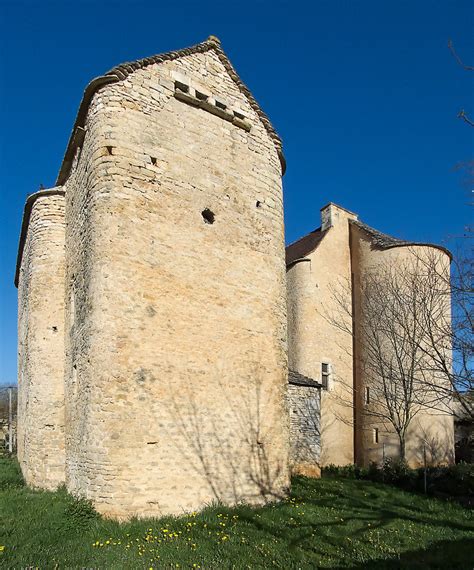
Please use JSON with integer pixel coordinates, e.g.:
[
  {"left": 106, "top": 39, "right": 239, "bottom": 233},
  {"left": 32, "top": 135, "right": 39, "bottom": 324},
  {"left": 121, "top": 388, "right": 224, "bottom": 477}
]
[
  {"left": 351, "top": 537, "right": 474, "bottom": 569},
  {"left": 228, "top": 477, "right": 474, "bottom": 565},
  {"left": 2, "top": 458, "right": 472, "bottom": 569}
]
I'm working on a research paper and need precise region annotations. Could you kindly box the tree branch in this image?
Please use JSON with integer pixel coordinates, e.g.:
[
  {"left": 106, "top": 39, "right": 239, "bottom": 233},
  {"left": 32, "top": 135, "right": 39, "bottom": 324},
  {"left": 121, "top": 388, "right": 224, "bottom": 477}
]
[{"left": 448, "top": 39, "right": 474, "bottom": 71}]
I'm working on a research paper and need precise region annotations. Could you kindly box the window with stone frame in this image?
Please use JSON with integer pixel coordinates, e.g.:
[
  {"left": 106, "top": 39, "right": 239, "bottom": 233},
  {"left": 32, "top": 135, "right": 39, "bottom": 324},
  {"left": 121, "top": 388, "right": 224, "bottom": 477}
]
[{"left": 321, "top": 362, "right": 330, "bottom": 389}]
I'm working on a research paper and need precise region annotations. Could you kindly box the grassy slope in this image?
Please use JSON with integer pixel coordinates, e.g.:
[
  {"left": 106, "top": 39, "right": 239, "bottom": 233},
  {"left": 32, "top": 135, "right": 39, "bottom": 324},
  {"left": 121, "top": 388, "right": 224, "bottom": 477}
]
[{"left": 0, "top": 457, "right": 472, "bottom": 569}]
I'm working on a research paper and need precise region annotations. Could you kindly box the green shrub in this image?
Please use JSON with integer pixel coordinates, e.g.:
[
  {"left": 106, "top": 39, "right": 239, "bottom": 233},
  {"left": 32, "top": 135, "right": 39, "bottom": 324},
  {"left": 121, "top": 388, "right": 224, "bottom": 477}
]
[
  {"left": 381, "top": 458, "right": 417, "bottom": 489},
  {"left": 63, "top": 495, "right": 99, "bottom": 530},
  {"left": 421, "top": 462, "right": 474, "bottom": 498},
  {"left": 323, "top": 463, "right": 370, "bottom": 480},
  {"left": 322, "top": 461, "right": 473, "bottom": 501}
]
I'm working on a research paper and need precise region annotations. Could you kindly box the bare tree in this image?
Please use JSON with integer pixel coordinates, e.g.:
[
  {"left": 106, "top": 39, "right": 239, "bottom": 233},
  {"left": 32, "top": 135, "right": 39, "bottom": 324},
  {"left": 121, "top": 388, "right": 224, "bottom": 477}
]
[
  {"left": 444, "top": 38, "right": 474, "bottom": 417},
  {"left": 328, "top": 250, "right": 457, "bottom": 462},
  {"left": 448, "top": 39, "right": 474, "bottom": 127},
  {"left": 411, "top": 245, "right": 473, "bottom": 421},
  {"left": 361, "top": 257, "right": 451, "bottom": 460}
]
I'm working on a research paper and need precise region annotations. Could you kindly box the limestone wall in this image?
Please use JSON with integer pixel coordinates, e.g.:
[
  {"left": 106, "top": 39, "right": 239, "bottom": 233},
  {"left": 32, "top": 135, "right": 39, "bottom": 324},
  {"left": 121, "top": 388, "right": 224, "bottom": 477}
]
[
  {"left": 288, "top": 383, "right": 321, "bottom": 476},
  {"left": 286, "top": 204, "right": 356, "bottom": 466},
  {"left": 17, "top": 190, "right": 66, "bottom": 488},
  {"left": 351, "top": 225, "right": 454, "bottom": 467},
  {"left": 64, "top": 48, "right": 289, "bottom": 518}
]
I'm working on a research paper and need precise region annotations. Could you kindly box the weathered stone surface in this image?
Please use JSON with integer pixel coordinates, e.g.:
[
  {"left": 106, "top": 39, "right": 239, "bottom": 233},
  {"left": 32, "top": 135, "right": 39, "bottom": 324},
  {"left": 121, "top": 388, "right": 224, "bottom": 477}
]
[
  {"left": 16, "top": 39, "right": 454, "bottom": 514},
  {"left": 58, "top": 48, "right": 289, "bottom": 518},
  {"left": 17, "top": 191, "right": 66, "bottom": 489},
  {"left": 288, "top": 380, "right": 321, "bottom": 477}
]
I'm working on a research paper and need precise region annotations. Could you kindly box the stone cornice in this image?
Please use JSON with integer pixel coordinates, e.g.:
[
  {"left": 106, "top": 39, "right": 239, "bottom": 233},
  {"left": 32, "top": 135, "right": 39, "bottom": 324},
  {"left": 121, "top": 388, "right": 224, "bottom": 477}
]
[
  {"left": 15, "top": 188, "right": 65, "bottom": 288},
  {"left": 56, "top": 36, "right": 285, "bottom": 186}
]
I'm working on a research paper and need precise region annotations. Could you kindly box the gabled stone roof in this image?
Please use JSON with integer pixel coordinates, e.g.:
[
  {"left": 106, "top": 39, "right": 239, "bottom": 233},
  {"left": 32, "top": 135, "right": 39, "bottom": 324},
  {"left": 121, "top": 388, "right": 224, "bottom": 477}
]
[
  {"left": 351, "top": 219, "right": 452, "bottom": 259},
  {"left": 285, "top": 216, "right": 452, "bottom": 268},
  {"left": 56, "top": 36, "right": 285, "bottom": 186},
  {"left": 288, "top": 370, "right": 322, "bottom": 388},
  {"left": 351, "top": 219, "right": 414, "bottom": 248}
]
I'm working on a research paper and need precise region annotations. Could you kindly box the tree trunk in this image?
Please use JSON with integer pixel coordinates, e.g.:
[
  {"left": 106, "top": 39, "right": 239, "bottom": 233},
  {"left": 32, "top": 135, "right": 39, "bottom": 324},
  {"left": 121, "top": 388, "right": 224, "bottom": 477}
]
[{"left": 398, "top": 434, "right": 406, "bottom": 462}]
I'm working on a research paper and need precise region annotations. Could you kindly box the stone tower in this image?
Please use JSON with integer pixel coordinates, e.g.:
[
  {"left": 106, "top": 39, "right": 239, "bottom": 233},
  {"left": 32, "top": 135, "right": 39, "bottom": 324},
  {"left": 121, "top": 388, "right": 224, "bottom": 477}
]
[
  {"left": 286, "top": 204, "right": 357, "bottom": 467},
  {"left": 16, "top": 189, "right": 66, "bottom": 488},
  {"left": 286, "top": 203, "right": 454, "bottom": 470},
  {"left": 350, "top": 222, "right": 454, "bottom": 467},
  {"left": 16, "top": 37, "right": 290, "bottom": 518}
]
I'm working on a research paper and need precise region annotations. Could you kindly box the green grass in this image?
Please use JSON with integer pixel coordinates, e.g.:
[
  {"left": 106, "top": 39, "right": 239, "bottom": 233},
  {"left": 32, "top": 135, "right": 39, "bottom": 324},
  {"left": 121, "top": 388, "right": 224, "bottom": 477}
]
[{"left": 0, "top": 456, "right": 473, "bottom": 569}]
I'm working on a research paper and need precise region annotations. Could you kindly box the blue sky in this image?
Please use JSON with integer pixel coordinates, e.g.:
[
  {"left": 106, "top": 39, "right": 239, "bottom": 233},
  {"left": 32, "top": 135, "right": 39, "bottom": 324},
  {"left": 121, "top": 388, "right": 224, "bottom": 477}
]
[{"left": 0, "top": 0, "right": 472, "bottom": 383}]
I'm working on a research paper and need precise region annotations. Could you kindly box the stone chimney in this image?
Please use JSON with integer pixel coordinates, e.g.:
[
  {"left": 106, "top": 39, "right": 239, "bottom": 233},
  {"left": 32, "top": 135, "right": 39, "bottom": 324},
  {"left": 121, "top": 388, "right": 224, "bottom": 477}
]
[{"left": 320, "top": 203, "right": 358, "bottom": 231}]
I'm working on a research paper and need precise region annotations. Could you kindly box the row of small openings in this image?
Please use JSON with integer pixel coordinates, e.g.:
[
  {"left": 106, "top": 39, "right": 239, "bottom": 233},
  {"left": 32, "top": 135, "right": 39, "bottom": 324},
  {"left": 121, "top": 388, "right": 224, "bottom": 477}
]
[
  {"left": 174, "top": 80, "right": 250, "bottom": 130},
  {"left": 175, "top": 80, "right": 218, "bottom": 106}
]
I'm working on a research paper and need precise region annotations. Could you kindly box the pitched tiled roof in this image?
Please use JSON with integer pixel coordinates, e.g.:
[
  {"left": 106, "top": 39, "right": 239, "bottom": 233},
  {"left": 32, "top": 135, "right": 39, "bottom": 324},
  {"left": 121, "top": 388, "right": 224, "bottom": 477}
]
[
  {"left": 285, "top": 228, "right": 328, "bottom": 266},
  {"left": 56, "top": 36, "right": 285, "bottom": 186}
]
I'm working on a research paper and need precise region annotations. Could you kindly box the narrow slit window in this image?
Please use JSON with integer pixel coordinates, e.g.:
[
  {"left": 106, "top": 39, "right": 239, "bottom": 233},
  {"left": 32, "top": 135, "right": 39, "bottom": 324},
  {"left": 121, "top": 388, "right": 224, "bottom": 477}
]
[
  {"left": 365, "top": 386, "right": 370, "bottom": 405},
  {"left": 373, "top": 428, "right": 379, "bottom": 444},
  {"left": 321, "top": 362, "right": 330, "bottom": 389}
]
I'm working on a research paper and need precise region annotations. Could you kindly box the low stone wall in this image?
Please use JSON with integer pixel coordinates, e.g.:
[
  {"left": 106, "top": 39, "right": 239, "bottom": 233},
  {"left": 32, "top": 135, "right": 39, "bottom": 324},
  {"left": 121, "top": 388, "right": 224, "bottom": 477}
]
[{"left": 288, "top": 373, "right": 321, "bottom": 477}]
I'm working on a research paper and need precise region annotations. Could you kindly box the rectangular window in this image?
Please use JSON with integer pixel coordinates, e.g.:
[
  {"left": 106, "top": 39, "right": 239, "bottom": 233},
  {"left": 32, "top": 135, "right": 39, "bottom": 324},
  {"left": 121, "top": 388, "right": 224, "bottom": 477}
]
[
  {"left": 195, "top": 90, "right": 208, "bottom": 102},
  {"left": 174, "top": 80, "right": 189, "bottom": 93},
  {"left": 321, "top": 362, "right": 330, "bottom": 389},
  {"left": 365, "top": 386, "right": 370, "bottom": 405},
  {"left": 373, "top": 428, "right": 379, "bottom": 444}
]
